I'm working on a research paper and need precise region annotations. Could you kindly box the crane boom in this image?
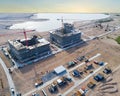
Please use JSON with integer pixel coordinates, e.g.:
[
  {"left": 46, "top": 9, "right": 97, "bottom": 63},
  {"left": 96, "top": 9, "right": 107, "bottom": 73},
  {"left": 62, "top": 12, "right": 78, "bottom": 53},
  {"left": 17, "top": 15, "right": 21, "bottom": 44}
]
[
  {"left": 23, "top": 29, "right": 35, "bottom": 46},
  {"left": 0, "top": 29, "right": 35, "bottom": 46}
]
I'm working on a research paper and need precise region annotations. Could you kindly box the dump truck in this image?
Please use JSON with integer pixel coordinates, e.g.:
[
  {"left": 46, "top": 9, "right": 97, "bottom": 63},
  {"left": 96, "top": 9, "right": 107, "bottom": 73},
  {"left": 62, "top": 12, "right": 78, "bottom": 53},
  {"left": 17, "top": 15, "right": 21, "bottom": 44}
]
[
  {"left": 87, "top": 82, "right": 96, "bottom": 89},
  {"left": 75, "top": 88, "right": 85, "bottom": 96}
]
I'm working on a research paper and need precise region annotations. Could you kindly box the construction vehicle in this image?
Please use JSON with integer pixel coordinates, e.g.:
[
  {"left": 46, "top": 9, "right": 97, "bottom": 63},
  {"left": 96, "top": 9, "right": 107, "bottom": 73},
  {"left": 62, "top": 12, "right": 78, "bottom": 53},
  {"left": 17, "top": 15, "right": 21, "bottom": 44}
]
[
  {"left": 85, "top": 63, "right": 93, "bottom": 70},
  {"left": 62, "top": 76, "right": 72, "bottom": 82},
  {"left": 72, "top": 70, "right": 80, "bottom": 77},
  {"left": 67, "top": 61, "right": 76, "bottom": 68},
  {"left": 57, "top": 78, "right": 67, "bottom": 87},
  {"left": 48, "top": 83, "right": 58, "bottom": 93},
  {"left": 77, "top": 56, "right": 85, "bottom": 61},
  {"left": 75, "top": 88, "right": 85, "bottom": 96},
  {"left": 94, "top": 73, "right": 105, "bottom": 82},
  {"left": 87, "top": 82, "right": 96, "bottom": 89},
  {"left": 34, "top": 78, "right": 43, "bottom": 87},
  {"left": 103, "top": 67, "right": 112, "bottom": 74}
]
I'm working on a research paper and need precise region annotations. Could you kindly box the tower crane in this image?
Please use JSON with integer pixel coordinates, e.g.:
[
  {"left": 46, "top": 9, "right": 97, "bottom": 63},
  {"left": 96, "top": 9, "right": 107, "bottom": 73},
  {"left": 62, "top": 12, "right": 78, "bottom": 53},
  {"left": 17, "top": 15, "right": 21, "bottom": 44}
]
[{"left": 0, "top": 29, "right": 35, "bottom": 46}]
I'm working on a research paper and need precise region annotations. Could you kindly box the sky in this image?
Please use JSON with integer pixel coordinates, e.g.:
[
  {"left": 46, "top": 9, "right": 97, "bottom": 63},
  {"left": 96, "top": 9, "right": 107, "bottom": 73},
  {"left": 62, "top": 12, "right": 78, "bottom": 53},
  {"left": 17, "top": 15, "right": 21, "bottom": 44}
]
[{"left": 0, "top": 0, "right": 120, "bottom": 13}]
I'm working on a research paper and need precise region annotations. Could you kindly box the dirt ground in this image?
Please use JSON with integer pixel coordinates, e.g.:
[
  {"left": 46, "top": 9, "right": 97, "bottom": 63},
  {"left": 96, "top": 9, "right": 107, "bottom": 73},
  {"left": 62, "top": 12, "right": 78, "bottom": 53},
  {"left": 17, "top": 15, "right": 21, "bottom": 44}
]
[
  {"left": 86, "top": 66, "right": 120, "bottom": 96},
  {"left": 0, "top": 14, "right": 120, "bottom": 95},
  {"left": 0, "top": 63, "right": 10, "bottom": 96},
  {"left": 29, "top": 77, "right": 74, "bottom": 96},
  {"left": 11, "top": 29, "right": 120, "bottom": 95},
  {"left": 66, "top": 30, "right": 120, "bottom": 96}
]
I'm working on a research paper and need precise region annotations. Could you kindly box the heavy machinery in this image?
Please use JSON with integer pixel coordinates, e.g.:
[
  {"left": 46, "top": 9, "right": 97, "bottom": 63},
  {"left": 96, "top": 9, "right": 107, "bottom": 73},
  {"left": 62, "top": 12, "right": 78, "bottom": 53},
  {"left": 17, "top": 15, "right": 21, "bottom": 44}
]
[
  {"left": 34, "top": 78, "right": 43, "bottom": 88},
  {"left": 87, "top": 82, "right": 96, "bottom": 89},
  {"left": 74, "top": 88, "right": 85, "bottom": 96}
]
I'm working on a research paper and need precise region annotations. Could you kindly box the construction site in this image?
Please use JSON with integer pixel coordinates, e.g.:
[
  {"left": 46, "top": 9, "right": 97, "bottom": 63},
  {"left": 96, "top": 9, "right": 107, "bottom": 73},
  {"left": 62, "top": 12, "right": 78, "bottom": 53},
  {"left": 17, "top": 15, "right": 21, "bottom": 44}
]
[{"left": 0, "top": 13, "right": 120, "bottom": 96}]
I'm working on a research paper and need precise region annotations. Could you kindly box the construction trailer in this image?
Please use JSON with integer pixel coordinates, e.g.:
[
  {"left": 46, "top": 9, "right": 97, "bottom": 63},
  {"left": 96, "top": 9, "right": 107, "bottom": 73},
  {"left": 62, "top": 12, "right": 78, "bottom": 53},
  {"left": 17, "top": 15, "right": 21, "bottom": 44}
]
[
  {"left": 54, "top": 65, "right": 66, "bottom": 75},
  {"left": 50, "top": 23, "right": 82, "bottom": 48},
  {"left": 8, "top": 35, "right": 51, "bottom": 63}
]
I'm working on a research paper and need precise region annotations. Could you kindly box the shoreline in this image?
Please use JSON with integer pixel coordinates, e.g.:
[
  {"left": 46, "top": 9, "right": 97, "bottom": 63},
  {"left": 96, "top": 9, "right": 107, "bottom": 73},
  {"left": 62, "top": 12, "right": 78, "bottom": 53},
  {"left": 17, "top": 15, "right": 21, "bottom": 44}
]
[{"left": 0, "top": 13, "right": 117, "bottom": 45}]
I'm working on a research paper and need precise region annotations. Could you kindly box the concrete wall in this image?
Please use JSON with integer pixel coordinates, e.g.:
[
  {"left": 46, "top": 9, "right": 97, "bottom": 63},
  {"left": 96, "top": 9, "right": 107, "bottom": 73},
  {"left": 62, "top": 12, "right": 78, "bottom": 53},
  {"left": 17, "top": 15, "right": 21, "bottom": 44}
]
[
  {"left": 8, "top": 42, "right": 51, "bottom": 63},
  {"left": 50, "top": 32, "right": 81, "bottom": 48}
]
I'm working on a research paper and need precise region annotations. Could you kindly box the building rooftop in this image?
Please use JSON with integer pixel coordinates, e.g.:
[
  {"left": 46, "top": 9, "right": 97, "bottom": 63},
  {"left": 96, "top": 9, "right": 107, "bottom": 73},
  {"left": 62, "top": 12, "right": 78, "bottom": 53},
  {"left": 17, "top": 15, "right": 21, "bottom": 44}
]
[
  {"left": 8, "top": 36, "right": 50, "bottom": 51},
  {"left": 50, "top": 23, "right": 81, "bottom": 37},
  {"left": 54, "top": 65, "right": 66, "bottom": 74}
]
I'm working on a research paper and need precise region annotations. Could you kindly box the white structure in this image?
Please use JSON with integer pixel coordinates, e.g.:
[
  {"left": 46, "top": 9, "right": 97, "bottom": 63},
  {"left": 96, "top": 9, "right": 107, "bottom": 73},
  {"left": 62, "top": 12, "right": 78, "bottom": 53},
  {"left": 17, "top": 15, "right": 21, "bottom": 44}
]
[{"left": 54, "top": 65, "right": 66, "bottom": 75}]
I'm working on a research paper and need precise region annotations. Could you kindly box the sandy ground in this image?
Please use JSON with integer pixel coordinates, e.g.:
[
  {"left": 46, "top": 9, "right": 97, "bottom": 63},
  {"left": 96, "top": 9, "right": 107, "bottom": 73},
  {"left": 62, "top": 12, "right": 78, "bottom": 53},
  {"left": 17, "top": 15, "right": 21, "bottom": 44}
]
[
  {"left": 86, "top": 67, "right": 120, "bottom": 96},
  {"left": 11, "top": 30, "right": 120, "bottom": 95},
  {"left": 0, "top": 14, "right": 120, "bottom": 95},
  {"left": 0, "top": 60, "right": 10, "bottom": 96}
]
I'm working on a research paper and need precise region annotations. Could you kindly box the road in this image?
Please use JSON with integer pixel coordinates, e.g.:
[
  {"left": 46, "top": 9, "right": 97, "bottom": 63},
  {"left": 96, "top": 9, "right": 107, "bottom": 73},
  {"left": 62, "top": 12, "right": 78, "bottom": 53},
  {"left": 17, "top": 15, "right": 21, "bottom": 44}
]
[
  {"left": 68, "top": 53, "right": 101, "bottom": 72},
  {"left": 23, "top": 53, "right": 101, "bottom": 96},
  {"left": 0, "top": 57, "right": 16, "bottom": 96},
  {"left": 63, "top": 63, "right": 108, "bottom": 96}
]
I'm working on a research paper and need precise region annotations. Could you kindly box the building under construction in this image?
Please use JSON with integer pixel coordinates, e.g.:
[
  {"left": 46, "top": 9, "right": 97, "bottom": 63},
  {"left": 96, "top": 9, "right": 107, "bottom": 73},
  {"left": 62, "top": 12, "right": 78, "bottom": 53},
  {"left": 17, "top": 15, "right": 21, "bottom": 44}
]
[
  {"left": 8, "top": 35, "right": 51, "bottom": 63},
  {"left": 50, "top": 23, "right": 82, "bottom": 48}
]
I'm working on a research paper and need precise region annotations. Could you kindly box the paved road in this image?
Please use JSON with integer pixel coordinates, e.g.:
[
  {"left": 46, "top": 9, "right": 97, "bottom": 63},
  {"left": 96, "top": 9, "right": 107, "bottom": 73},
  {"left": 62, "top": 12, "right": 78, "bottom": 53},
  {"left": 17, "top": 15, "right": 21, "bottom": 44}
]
[
  {"left": 23, "top": 53, "right": 101, "bottom": 96},
  {"left": 63, "top": 63, "right": 108, "bottom": 96},
  {"left": 0, "top": 58, "right": 16, "bottom": 96},
  {"left": 68, "top": 53, "right": 101, "bottom": 72}
]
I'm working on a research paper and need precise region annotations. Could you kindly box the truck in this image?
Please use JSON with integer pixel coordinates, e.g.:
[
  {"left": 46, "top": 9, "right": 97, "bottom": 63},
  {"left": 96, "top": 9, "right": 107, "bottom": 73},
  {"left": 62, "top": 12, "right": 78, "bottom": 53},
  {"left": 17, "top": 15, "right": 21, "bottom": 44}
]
[
  {"left": 34, "top": 78, "right": 43, "bottom": 87},
  {"left": 75, "top": 88, "right": 85, "bottom": 96}
]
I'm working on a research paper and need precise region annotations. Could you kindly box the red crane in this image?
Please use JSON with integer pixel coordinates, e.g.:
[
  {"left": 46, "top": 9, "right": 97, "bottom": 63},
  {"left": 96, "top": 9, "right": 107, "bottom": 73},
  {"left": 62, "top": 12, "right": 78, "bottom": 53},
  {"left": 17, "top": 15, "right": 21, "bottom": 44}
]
[
  {"left": 0, "top": 29, "right": 35, "bottom": 46},
  {"left": 23, "top": 29, "right": 35, "bottom": 46}
]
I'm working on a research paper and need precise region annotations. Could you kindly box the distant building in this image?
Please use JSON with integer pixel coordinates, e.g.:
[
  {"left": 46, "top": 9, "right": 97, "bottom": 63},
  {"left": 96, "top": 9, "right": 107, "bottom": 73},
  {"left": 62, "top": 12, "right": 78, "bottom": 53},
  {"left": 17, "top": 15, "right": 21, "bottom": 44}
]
[
  {"left": 8, "top": 35, "right": 51, "bottom": 63},
  {"left": 50, "top": 23, "right": 82, "bottom": 48}
]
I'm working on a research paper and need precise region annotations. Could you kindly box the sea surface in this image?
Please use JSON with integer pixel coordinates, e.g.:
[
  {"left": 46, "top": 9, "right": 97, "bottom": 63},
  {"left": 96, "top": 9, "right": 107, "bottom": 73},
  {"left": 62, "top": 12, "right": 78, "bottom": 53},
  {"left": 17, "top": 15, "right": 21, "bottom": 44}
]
[{"left": 0, "top": 13, "right": 110, "bottom": 32}]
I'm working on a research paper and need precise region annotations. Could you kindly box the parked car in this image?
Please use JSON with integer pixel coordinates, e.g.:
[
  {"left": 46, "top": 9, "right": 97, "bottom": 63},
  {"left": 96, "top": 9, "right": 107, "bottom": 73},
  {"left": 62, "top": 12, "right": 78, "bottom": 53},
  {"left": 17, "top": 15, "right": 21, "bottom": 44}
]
[
  {"left": 85, "top": 59, "right": 89, "bottom": 63},
  {"left": 98, "top": 62, "right": 104, "bottom": 66},
  {"left": 94, "top": 73, "right": 105, "bottom": 82},
  {"left": 103, "top": 67, "right": 112, "bottom": 74},
  {"left": 11, "top": 88, "right": 15, "bottom": 94},
  {"left": 72, "top": 70, "right": 80, "bottom": 77},
  {"left": 94, "top": 60, "right": 99, "bottom": 64},
  {"left": 8, "top": 68, "right": 12, "bottom": 74},
  {"left": 87, "top": 82, "right": 96, "bottom": 89},
  {"left": 32, "top": 93, "right": 40, "bottom": 96}
]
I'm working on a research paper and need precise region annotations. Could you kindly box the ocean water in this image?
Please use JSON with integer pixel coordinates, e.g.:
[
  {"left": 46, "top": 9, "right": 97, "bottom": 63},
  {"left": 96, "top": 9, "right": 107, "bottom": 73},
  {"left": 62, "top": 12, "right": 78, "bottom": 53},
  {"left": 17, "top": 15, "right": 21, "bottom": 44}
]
[{"left": 9, "top": 13, "right": 109, "bottom": 32}]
